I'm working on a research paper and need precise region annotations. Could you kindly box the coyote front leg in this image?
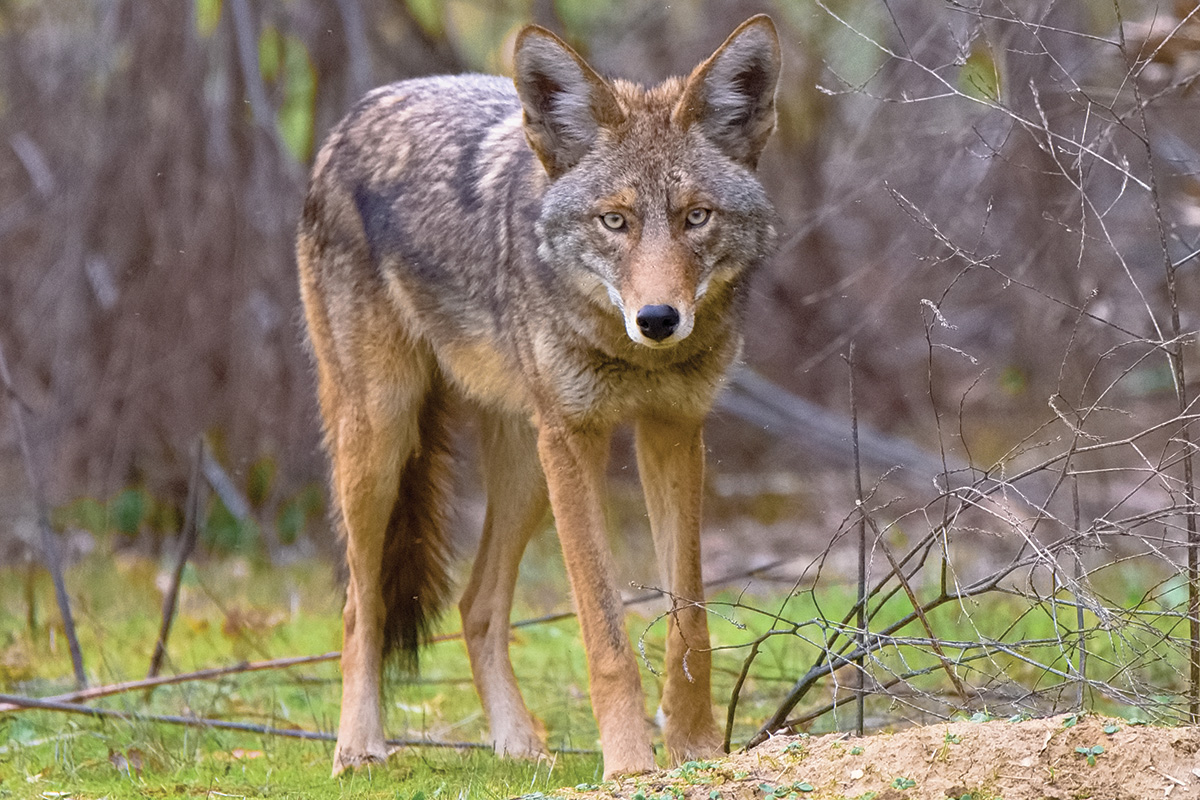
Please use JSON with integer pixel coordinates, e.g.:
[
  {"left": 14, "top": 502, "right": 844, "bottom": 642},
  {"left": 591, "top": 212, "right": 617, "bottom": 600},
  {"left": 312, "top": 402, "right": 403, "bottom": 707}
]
[
  {"left": 537, "top": 421, "right": 656, "bottom": 778},
  {"left": 636, "top": 416, "right": 722, "bottom": 762}
]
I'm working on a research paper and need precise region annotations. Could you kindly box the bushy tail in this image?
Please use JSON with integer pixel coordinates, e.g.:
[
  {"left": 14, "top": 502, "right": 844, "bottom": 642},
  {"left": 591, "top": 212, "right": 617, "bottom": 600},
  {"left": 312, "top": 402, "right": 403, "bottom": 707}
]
[{"left": 380, "top": 377, "right": 456, "bottom": 671}]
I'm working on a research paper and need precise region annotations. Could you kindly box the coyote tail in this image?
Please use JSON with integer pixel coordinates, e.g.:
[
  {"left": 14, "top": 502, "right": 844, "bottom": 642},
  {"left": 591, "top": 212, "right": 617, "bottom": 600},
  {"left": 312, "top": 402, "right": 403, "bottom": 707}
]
[{"left": 380, "top": 375, "right": 456, "bottom": 670}]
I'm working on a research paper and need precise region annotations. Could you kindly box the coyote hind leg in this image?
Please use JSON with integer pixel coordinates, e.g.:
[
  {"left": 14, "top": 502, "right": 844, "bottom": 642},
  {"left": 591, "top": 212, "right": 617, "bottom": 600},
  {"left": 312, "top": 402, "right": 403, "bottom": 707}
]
[
  {"left": 318, "top": 326, "right": 437, "bottom": 775},
  {"left": 459, "top": 412, "right": 550, "bottom": 759}
]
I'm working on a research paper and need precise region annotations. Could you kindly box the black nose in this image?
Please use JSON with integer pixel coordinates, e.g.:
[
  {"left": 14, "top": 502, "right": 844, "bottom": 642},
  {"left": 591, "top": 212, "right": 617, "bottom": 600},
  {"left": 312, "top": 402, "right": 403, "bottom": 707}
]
[{"left": 635, "top": 304, "right": 681, "bottom": 342}]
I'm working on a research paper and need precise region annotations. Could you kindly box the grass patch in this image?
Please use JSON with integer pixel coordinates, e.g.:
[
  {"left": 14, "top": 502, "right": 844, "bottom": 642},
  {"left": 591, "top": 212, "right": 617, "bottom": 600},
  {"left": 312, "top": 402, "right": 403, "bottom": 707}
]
[
  {"left": 2, "top": 541, "right": 1181, "bottom": 797},
  {"left": 0, "top": 551, "right": 808, "bottom": 798}
]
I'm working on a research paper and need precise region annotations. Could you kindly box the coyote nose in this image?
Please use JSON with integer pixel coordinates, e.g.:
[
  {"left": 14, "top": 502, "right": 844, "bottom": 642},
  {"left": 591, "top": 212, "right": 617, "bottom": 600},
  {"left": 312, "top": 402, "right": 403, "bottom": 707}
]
[{"left": 636, "top": 304, "right": 681, "bottom": 342}]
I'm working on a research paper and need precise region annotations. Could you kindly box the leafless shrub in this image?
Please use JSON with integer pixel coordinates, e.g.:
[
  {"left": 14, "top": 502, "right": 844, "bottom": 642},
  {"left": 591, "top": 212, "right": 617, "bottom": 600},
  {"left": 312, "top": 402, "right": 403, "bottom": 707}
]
[{"left": 712, "top": 0, "right": 1200, "bottom": 744}]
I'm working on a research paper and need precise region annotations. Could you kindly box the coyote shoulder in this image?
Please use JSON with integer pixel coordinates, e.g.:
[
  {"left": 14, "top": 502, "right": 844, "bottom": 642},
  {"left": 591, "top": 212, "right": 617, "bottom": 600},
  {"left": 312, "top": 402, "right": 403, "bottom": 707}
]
[{"left": 297, "top": 15, "right": 780, "bottom": 779}]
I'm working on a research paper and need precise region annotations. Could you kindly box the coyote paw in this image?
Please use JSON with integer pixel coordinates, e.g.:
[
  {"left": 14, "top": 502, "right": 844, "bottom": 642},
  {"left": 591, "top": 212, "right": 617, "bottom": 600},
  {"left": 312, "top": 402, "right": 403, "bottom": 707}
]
[
  {"left": 331, "top": 742, "right": 392, "bottom": 777},
  {"left": 494, "top": 737, "right": 549, "bottom": 761},
  {"left": 666, "top": 724, "right": 725, "bottom": 764},
  {"left": 601, "top": 755, "right": 657, "bottom": 781},
  {"left": 491, "top": 718, "right": 549, "bottom": 761}
]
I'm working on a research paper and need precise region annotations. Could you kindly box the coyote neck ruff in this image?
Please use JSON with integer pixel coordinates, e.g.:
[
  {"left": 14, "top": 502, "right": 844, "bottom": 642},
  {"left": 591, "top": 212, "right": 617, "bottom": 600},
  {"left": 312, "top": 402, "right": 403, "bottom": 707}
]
[{"left": 298, "top": 15, "right": 780, "bottom": 779}]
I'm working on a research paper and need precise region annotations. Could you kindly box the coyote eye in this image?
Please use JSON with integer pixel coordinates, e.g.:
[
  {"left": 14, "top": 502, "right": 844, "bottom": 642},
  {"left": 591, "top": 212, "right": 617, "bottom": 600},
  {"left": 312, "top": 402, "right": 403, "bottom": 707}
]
[
  {"left": 600, "top": 212, "right": 627, "bottom": 231},
  {"left": 685, "top": 208, "right": 711, "bottom": 228}
]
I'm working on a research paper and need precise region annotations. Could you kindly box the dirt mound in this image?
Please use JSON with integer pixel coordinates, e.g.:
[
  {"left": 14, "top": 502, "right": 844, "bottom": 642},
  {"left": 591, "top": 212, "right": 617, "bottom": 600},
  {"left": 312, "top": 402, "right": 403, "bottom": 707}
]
[{"left": 556, "top": 714, "right": 1200, "bottom": 800}]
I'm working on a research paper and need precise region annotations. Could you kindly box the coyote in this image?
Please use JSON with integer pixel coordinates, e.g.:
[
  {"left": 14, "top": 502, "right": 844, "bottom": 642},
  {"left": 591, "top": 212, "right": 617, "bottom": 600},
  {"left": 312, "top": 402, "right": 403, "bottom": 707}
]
[{"left": 297, "top": 15, "right": 780, "bottom": 778}]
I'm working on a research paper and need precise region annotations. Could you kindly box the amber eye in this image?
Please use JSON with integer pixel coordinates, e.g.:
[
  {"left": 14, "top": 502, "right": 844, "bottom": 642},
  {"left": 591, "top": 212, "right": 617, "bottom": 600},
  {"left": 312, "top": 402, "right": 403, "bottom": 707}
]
[
  {"left": 601, "top": 212, "right": 627, "bottom": 231},
  {"left": 686, "top": 208, "right": 711, "bottom": 228}
]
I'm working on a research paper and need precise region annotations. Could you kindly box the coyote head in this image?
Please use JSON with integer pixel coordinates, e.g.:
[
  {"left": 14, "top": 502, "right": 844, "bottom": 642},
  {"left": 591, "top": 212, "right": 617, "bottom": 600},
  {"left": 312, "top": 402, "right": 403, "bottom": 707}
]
[{"left": 514, "top": 17, "right": 780, "bottom": 349}]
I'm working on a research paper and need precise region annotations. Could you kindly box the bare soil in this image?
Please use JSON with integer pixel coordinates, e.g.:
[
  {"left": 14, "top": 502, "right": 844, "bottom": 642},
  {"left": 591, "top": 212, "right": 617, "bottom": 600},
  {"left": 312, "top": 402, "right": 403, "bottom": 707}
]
[{"left": 555, "top": 714, "right": 1200, "bottom": 800}]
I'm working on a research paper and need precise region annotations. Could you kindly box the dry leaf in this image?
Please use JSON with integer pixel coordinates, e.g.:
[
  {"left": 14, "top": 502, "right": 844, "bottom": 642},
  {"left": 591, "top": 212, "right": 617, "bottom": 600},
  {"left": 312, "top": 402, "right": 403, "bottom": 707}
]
[
  {"left": 108, "top": 750, "right": 128, "bottom": 773},
  {"left": 231, "top": 748, "right": 264, "bottom": 760}
]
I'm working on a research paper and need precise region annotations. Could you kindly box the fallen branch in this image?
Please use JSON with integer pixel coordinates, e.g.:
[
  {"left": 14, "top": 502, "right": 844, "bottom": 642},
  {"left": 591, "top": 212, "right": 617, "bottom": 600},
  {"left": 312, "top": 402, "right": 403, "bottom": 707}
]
[
  {"left": 0, "top": 652, "right": 341, "bottom": 712},
  {"left": 0, "top": 558, "right": 791, "bottom": 712},
  {"left": 0, "top": 692, "right": 596, "bottom": 754},
  {"left": 200, "top": 443, "right": 253, "bottom": 523}
]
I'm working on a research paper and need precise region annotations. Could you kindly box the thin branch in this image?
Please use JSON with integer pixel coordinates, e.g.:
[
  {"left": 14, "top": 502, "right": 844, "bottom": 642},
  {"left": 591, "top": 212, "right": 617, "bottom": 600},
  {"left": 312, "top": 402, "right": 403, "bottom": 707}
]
[
  {"left": 0, "top": 556, "right": 791, "bottom": 713},
  {"left": 0, "top": 340, "right": 86, "bottom": 689},
  {"left": 148, "top": 439, "right": 206, "bottom": 678},
  {"left": 0, "top": 652, "right": 341, "bottom": 713},
  {"left": 1116, "top": 0, "right": 1200, "bottom": 721},
  {"left": 0, "top": 692, "right": 597, "bottom": 755},
  {"left": 724, "top": 637, "right": 763, "bottom": 754},
  {"left": 848, "top": 343, "right": 868, "bottom": 738}
]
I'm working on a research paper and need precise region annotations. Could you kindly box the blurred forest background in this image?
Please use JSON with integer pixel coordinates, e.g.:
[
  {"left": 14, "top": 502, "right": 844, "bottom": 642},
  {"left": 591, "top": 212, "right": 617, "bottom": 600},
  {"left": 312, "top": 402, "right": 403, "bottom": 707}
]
[{"left": 1, "top": 0, "right": 1199, "bottom": 579}]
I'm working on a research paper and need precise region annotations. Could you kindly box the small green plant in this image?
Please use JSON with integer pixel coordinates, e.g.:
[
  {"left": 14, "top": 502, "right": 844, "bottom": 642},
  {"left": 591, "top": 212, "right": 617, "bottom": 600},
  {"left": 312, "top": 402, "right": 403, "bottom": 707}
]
[
  {"left": 945, "top": 731, "right": 963, "bottom": 745},
  {"left": 1075, "top": 744, "right": 1104, "bottom": 766},
  {"left": 668, "top": 760, "right": 719, "bottom": 782},
  {"left": 785, "top": 740, "right": 807, "bottom": 757},
  {"left": 1103, "top": 724, "right": 1120, "bottom": 735},
  {"left": 850, "top": 746, "right": 864, "bottom": 755},
  {"left": 891, "top": 777, "right": 917, "bottom": 790},
  {"left": 759, "top": 780, "right": 815, "bottom": 797}
]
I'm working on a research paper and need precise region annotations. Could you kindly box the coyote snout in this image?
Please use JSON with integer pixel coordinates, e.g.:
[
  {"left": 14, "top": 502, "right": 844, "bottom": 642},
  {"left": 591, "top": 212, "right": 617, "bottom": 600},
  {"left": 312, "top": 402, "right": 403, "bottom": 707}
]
[{"left": 615, "top": 228, "right": 706, "bottom": 347}]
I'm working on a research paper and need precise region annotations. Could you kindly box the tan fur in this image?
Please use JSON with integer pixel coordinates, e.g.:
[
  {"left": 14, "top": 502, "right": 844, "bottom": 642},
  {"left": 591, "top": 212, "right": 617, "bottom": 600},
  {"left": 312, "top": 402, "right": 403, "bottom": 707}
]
[{"left": 298, "top": 16, "right": 780, "bottom": 779}]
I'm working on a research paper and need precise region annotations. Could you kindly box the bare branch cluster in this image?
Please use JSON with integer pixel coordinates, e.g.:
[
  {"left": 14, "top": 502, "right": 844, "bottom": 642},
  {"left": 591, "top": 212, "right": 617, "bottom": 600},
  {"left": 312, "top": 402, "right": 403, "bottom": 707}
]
[{"left": 712, "top": 0, "right": 1200, "bottom": 744}]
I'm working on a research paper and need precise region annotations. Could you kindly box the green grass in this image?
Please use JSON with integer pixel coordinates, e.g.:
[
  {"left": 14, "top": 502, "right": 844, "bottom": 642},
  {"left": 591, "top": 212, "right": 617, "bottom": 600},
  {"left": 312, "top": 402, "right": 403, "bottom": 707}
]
[
  {"left": 0, "top": 550, "right": 813, "bottom": 799},
  {"left": 1, "top": 542, "right": 1188, "bottom": 798}
]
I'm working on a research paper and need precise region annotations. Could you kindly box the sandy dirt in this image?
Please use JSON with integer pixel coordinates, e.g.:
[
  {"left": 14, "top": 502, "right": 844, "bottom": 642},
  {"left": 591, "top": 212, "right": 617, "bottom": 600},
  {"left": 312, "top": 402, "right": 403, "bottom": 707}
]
[{"left": 552, "top": 714, "right": 1200, "bottom": 800}]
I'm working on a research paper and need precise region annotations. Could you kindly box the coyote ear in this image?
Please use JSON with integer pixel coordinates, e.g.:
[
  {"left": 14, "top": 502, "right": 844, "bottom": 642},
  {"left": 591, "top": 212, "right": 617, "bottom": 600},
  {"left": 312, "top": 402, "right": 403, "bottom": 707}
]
[
  {"left": 513, "top": 26, "right": 625, "bottom": 178},
  {"left": 674, "top": 15, "right": 781, "bottom": 168}
]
